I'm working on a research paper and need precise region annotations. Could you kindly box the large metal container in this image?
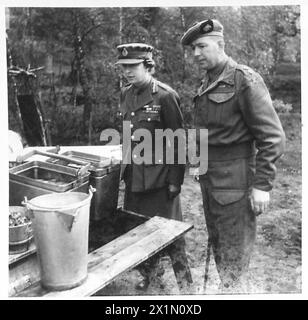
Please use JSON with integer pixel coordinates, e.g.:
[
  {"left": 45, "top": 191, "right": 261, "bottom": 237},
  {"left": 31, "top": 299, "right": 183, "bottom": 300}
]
[
  {"left": 24, "top": 190, "right": 93, "bottom": 291},
  {"left": 9, "top": 161, "right": 90, "bottom": 206},
  {"left": 49, "top": 150, "right": 120, "bottom": 221}
]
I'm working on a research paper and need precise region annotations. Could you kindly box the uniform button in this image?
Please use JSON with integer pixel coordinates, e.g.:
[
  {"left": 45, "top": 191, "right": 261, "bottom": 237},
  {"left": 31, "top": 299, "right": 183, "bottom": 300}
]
[
  {"left": 147, "top": 118, "right": 151, "bottom": 122},
  {"left": 131, "top": 112, "right": 135, "bottom": 116},
  {"left": 131, "top": 135, "right": 135, "bottom": 140}
]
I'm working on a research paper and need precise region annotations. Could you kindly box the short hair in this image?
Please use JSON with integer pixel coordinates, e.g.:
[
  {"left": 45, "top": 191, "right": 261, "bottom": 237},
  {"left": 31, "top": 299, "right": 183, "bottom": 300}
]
[{"left": 143, "top": 59, "right": 155, "bottom": 73}]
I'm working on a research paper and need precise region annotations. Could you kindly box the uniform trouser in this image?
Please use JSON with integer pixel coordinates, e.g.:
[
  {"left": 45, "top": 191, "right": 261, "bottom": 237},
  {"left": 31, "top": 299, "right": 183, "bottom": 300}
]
[
  {"left": 124, "top": 186, "right": 191, "bottom": 285},
  {"left": 199, "top": 156, "right": 257, "bottom": 291}
]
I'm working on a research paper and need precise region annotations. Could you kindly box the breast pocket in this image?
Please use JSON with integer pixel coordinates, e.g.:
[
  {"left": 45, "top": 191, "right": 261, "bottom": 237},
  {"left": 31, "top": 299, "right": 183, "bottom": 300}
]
[
  {"left": 207, "top": 91, "right": 235, "bottom": 126},
  {"left": 208, "top": 92, "right": 234, "bottom": 103}
]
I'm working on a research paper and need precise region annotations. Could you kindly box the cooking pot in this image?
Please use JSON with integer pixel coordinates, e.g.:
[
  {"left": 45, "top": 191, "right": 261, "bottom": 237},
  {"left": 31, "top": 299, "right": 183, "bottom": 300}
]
[{"left": 9, "top": 206, "right": 33, "bottom": 245}]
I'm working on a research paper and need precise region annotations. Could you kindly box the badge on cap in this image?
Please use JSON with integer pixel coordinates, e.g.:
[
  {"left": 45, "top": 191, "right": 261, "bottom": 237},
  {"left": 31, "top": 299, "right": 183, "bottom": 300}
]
[
  {"left": 200, "top": 20, "right": 214, "bottom": 34},
  {"left": 122, "top": 48, "right": 128, "bottom": 56}
]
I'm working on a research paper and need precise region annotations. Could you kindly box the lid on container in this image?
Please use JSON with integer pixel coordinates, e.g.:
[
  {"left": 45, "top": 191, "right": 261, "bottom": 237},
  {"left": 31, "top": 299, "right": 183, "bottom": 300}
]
[{"left": 50, "top": 150, "right": 120, "bottom": 173}]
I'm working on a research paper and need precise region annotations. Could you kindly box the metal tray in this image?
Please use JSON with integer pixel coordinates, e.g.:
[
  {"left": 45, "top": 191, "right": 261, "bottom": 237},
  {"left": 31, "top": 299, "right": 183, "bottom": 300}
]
[
  {"left": 9, "top": 161, "right": 90, "bottom": 192},
  {"left": 49, "top": 150, "right": 119, "bottom": 176}
]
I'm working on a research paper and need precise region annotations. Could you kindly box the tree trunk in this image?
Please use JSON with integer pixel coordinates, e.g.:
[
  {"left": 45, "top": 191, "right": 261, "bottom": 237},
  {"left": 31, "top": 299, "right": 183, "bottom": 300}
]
[
  {"left": 179, "top": 8, "right": 187, "bottom": 82},
  {"left": 72, "top": 10, "right": 96, "bottom": 144},
  {"left": 118, "top": 7, "right": 124, "bottom": 114},
  {"left": 119, "top": 7, "right": 123, "bottom": 91}
]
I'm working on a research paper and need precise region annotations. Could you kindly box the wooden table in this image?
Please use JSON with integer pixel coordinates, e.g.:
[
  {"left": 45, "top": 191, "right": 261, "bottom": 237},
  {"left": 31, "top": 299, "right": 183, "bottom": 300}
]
[{"left": 9, "top": 209, "right": 193, "bottom": 298}]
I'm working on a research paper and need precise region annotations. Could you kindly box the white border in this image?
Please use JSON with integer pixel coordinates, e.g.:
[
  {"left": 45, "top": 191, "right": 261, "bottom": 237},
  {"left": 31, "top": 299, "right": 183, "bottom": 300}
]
[{"left": 1, "top": 0, "right": 306, "bottom": 301}]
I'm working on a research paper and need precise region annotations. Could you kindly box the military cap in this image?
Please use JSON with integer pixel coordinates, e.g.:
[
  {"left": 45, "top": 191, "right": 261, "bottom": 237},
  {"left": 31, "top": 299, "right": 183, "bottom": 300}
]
[
  {"left": 116, "top": 43, "right": 154, "bottom": 64},
  {"left": 181, "top": 19, "right": 224, "bottom": 46}
]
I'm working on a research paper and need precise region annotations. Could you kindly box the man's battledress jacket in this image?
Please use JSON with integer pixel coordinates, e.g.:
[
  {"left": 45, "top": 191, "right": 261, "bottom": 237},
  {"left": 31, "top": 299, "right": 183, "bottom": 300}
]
[{"left": 194, "top": 57, "right": 286, "bottom": 193}]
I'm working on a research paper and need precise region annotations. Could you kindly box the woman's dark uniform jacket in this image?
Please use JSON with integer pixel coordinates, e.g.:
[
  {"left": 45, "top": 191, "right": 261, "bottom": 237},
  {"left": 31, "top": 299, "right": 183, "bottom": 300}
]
[{"left": 119, "top": 77, "right": 186, "bottom": 219}]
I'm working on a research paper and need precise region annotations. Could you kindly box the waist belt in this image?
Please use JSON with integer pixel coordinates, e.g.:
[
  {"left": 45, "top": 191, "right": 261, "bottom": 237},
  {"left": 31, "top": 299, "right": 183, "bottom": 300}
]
[{"left": 208, "top": 141, "right": 256, "bottom": 161}]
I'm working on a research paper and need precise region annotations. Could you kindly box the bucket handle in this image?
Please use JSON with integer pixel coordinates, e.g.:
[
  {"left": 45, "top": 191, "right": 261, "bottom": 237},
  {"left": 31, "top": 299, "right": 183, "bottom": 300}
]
[
  {"left": 89, "top": 185, "right": 96, "bottom": 195},
  {"left": 22, "top": 186, "right": 96, "bottom": 212}
]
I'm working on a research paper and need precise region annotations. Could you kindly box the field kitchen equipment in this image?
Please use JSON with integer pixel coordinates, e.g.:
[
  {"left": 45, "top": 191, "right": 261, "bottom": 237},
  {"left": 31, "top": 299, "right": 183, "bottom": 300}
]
[
  {"left": 9, "top": 150, "right": 91, "bottom": 206},
  {"left": 23, "top": 188, "right": 94, "bottom": 291},
  {"left": 47, "top": 149, "right": 121, "bottom": 221},
  {"left": 9, "top": 206, "right": 33, "bottom": 254},
  {"left": 8, "top": 146, "right": 195, "bottom": 298}
]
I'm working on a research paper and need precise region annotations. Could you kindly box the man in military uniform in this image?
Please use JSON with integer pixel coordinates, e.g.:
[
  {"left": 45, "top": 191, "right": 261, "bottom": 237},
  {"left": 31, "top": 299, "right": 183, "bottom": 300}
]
[
  {"left": 181, "top": 19, "right": 286, "bottom": 292},
  {"left": 115, "top": 43, "right": 192, "bottom": 291}
]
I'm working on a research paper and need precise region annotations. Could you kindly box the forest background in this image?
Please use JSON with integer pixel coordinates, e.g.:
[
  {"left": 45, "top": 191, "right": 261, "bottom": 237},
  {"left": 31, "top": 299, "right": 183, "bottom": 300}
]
[
  {"left": 6, "top": 5, "right": 300, "bottom": 146},
  {"left": 4, "top": 5, "right": 303, "bottom": 296}
]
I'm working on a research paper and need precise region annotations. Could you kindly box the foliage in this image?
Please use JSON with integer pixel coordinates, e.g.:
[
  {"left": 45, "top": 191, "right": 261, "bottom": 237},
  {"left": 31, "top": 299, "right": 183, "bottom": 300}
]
[
  {"left": 6, "top": 6, "right": 301, "bottom": 145},
  {"left": 268, "top": 62, "right": 301, "bottom": 112},
  {"left": 272, "top": 99, "right": 293, "bottom": 114}
]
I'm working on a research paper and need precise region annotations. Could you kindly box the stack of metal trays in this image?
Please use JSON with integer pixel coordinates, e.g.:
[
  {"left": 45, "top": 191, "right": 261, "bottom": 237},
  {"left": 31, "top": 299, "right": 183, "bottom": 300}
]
[
  {"left": 48, "top": 150, "right": 121, "bottom": 221},
  {"left": 9, "top": 160, "right": 90, "bottom": 206}
]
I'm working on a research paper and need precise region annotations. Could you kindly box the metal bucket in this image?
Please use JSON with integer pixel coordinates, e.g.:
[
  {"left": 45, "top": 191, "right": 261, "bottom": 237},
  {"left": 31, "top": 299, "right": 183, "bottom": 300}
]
[{"left": 23, "top": 188, "right": 94, "bottom": 291}]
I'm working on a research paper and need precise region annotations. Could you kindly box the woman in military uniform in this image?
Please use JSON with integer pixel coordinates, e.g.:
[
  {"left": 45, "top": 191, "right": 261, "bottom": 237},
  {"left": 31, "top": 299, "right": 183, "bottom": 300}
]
[{"left": 115, "top": 43, "right": 191, "bottom": 291}]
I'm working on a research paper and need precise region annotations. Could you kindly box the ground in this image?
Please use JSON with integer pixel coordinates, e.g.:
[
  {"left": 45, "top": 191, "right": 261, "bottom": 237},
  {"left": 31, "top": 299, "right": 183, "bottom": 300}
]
[{"left": 95, "top": 113, "right": 302, "bottom": 297}]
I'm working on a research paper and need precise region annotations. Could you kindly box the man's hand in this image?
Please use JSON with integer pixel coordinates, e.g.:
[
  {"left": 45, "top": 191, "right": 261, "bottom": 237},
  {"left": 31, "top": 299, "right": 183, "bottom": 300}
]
[
  {"left": 249, "top": 188, "right": 270, "bottom": 216},
  {"left": 168, "top": 184, "right": 181, "bottom": 199}
]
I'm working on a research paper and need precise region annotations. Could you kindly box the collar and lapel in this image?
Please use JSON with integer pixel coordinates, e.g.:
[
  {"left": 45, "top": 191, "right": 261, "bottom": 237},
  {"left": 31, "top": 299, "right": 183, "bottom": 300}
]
[
  {"left": 197, "top": 57, "right": 237, "bottom": 96},
  {"left": 119, "top": 78, "right": 159, "bottom": 179},
  {"left": 120, "top": 78, "right": 158, "bottom": 115}
]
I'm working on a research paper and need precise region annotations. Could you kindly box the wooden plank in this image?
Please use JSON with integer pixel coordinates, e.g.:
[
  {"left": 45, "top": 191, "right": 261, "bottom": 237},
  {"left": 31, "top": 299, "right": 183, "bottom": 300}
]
[
  {"left": 87, "top": 217, "right": 163, "bottom": 268},
  {"left": 9, "top": 253, "right": 40, "bottom": 296},
  {"left": 17, "top": 216, "right": 193, "bottom": 298},
  {"left": 10, "top": 213, "right": 158, "bottom": 295},
  {"left": 87, "top": 216, "right": 179, "bottom": 268}
]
